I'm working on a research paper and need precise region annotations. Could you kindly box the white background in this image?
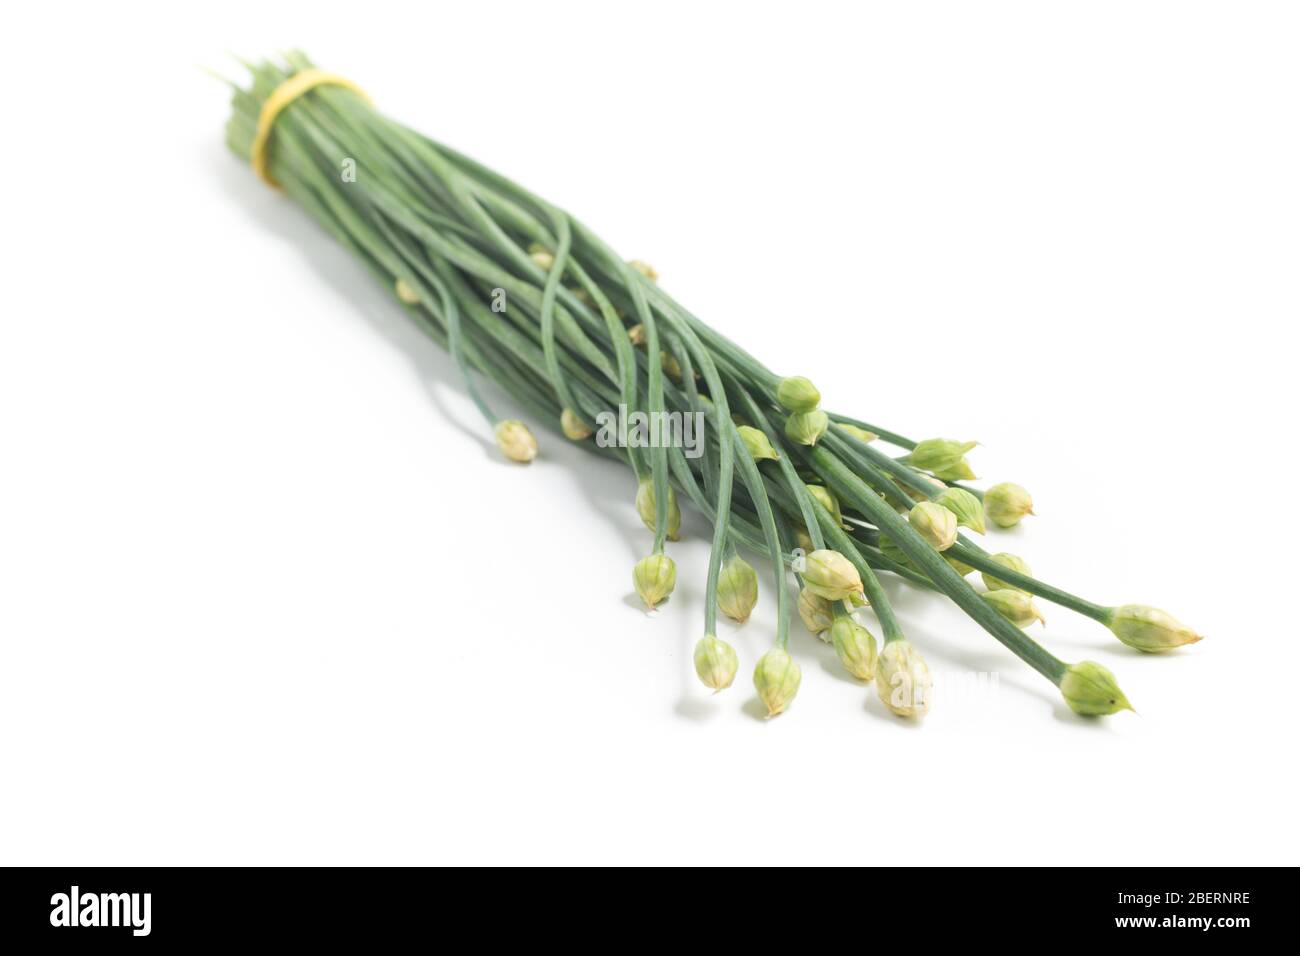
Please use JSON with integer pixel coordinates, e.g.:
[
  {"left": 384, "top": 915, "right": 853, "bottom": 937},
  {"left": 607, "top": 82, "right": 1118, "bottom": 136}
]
[{"left": 1, "top": 1, "right": 1296, "bottom": 865}]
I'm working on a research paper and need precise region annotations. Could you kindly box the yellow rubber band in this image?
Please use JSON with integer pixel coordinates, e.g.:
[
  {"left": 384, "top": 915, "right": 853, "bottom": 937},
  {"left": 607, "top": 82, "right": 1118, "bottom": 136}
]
[{"left": 250, "top": 69, "right": 371, "bottom": 188}]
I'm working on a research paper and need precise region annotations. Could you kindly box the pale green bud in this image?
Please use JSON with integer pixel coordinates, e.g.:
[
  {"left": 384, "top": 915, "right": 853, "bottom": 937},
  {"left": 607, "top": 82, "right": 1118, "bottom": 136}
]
[
  {"left": 635, "top": 478, "right": 681, "bottom": 541},
  {"left": 660, "top": 350, "right": 683, "bottom": 383},
  {"left": 718, "top": 555, "right": 759, "bottom": 624},
  {"left": 831, "top": 617, "right": 878, "bottom": 681},
  {"left": 530, "top": 249, "right": 556, "bottom": 271},
  {"left": 984, "top": 482, "right": 1034, "bottom": 528},
  {"left": 944, "top": 553, "right": 975, "bottom": 577},
  {"left": 895, "top": 472, "right": 947, "bottom": 503},
  {"left": 908, "top": 501, "right": 958, "bottom": 551},
  {"left": 904, "top": 439, "right": 978, "bottom": 482},
  {"left": 982, "top": 589, "right": 1046, "bottom": 628},
  {"left": 981, "top": 552, "right": 1033, "bottom": 592},
  {"left": 494, "top": 419, "right": 538, "bottom": 463},
  {"left": 1060, "top": 661, "right": 1133, "bottom": 716},
  {"left": 632, "top": 554, "right": 676, "bottom": 610},
  {"left": 560, "top": 408, "right": 593, "bottom": 441},
  {"left": 694, "top": 635, "right": 739, "bottom": 692},
  {"left": 784, "top": 410, "right": 830, "bottom": 446},
  {"left": 753, "top": 647, "right": 802, "bottom": 717},
  {"left": 798, "top": 587, "right": 835, "bottom": 639},
  {"left": 737, "top": 425, "right": 779, "bottom": 461},
  {"left": 802, "top": 549, "right": 865, "bottom": 601},
  {"left": 394, "top": 277, "right": 421, "bottom": 305},
  {"left": 834, "top": 423, "right": 878, "bottom": 444},
  {"left": 1107, "top": 605, "right": 1203, "bottom": 653},
  {"left": 628, "top": 259, "right": 659, "bottom": 282},
  {"left": 848, "top": 589, "right": 870, "bottom": 607},
  {"left": 793, "top": 525, "right": 815, "bottom": 555},
  {"left": 806, "top": 484, "right": 849, "bottom": 529},
  {"left": 776, "top": 376, "right": 821, "bottom": 413},
  {"left": 875, "top": 640, "right": 932, "bottom": 718},
  {"left": 627, "top": 323, "right": 646, "bottom": 347},
  {"left": 936, "top": 487, "right": 986, "bottom": 534}
]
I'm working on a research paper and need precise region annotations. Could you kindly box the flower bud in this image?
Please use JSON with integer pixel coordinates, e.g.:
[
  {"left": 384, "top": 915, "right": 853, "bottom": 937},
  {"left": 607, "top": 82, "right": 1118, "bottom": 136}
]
[
  {"left": 984, "top": 482, "right": 1034, "bottom": 528},
  {"left": 1107, "top": 605, "right": 1203, "bottom": 653},
  {"left": 830, "top": 617, "right": 878, "bottom": 681},
  {"left": 694, "top": 635, "right": 739, "bottom": 692},
  {"left": 635, "top": 478, "right": 682, "bottom": 541},
  {"left": 627, "top": 323, "right": 646, "bottom": 347},
  {"left": 632, "top": 553, "right": 676, "bottom": 610},
  {"left": 718, "top": 555, "right": 759, "bottom": 624},
  {"left": 908, "top": 501, "right": 958, "bottom": 551},
  {"left": 936, "top": 487, "right": 986, "bottom": 534},
  {"left": 982, "top": 589, "right": 1046, "bottom": 628},
  {"left": 981, "top": 552, "right": 1033, "bottom": 592},
  {"left": 944, "top": 553, "right": 975, "bottom": 577},
  {"left": 737, "top": 425, "right": 779, "bottom": 462},
  {"left": 904, "top": 439, "right": 978, "bottom": 481},
  {"left": 1060, "top": 661, "right": 1132, "bottom": 716},
  {"left": 834, "top": 423, "right": 878, "bottom": 444},
  {"left": 494, "top": 419, "right": 538, "bottom": 463},
  {"left": 798, "top": 587, "right": 835, "bottom": 639},
  {"left": 530, "top": 249, "right": 556, "bottom": 271},
  {"left": 394, "top": 278, "right": 421, "bottom": 304},
  {"left": 753, "top": 647, "right": 802, "bottom": 717},
  {"left": 806, "top": 484, "right": 848, "bottom": 529},
  {"left": 776, "top": 376, "right": 821, "bottom": 413},
  {"left": 628, "top": 259, "right": 659, "bottom": 282},
  {"left": 784, "top": 410, "right": 830, "bottom": 446},
  {"left": 560, "top": 408, "right": 593, "bottom": 441},
  {"left": 802, "top": 549, "right": 865, "bottom": 601},
  {"left": 875, "top": 640, "right": 932, "bottom": 718},
  {"left": 895, "top": 472, "right": 947, "bottom": 503},
  {"left": 660, "top": 350, "right": 683, "bottom": 383},
  {"left": 793, "top": 525, "right": 815, "bottom": 555}
]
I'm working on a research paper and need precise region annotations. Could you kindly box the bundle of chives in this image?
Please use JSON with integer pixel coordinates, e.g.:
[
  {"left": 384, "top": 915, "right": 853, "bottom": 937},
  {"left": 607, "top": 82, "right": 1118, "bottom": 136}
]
[{"left": 223, "top": 53, "right": 1202, "bottom": 720}]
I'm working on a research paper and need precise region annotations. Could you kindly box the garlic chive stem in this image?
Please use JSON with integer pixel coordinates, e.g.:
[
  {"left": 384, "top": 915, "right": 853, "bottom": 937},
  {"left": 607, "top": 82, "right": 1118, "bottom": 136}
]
[
  {"left": 811, "top": 448, "right": 1068, "bottom": 684},
  {"left": 537, "top": 215, "right": 584, "bottom": 429},
  {"left": 807, "top": 500, "right": 904, "bottom": 642},
  {"left": 826, "top": 413, "right": 917, "bottom": 451},
  {"left": 947, "top": 541, "right": 1111, "bottom": 622}
]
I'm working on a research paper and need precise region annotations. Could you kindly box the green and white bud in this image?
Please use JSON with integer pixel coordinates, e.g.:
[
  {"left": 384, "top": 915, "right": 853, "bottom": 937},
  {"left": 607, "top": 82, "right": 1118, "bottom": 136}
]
[
  {"left": 806, "top": 484, "right": 849, "bottom": 529},
  {"left": 982, "top": 589, "right": 1046, "bottom": 628},
  {"left": 560, "top": 408, "right": 593, "bottom": 441},
  {"left": 632, "top": 553, "right": 677, "bottom": 610},
  {"left": 984, "top": 482, "right": 1034, "bottom": 528},
  {"left": 394, "top": 278, "right": 421, "bottom": 305},
  {"left": 904, "top": 439, "right": 978, "bottom": 482},
  {"left": 753, "top": 647, "right": 802, "bottom": 717},
  {"left": 793, "top": 525, "right": 815, "bottom": 555},
  {"left": 776, "top": 376, "right": 822, "bottom": 413},
  {"left": 908, "top": 501, "right": 958, "bottom": 551},
  {"left": 936, "top": 487, "right": 986, "bottom": 534},
  {"left": 944, "top": 553, "right": 975, "bottom": 577},
  {"left": 802, "top": 549, "right": 865, "bottom": 601},
  {"left": 737, "top": 425, "right": 779, "bottom": 462},
  {"left": 798, "top": 587, "right": 835, "bottom": 640},
  {"left": 530, "top": 248, "right": 556, "bottom": 271},
  {"left": 1107, "top": 605, "right": 1203, "bottom": 653},
  {"left": 694, "top": 635, "right": 739, "bottom": 692},
  {"left": 494, "top": 419, "right": 538, "bottom": 463},
  {"left": 784, "top": 409, "right": 830, "bottom": 446},
  {"left": 834, "top": 422, "right": 878, "bottom": 444},
  {"left": 718, "top": 555, "right": 759, "bottom": 624},
  {"left": 875, "top": 640, "right": 932, "bottom": 718},
  {"left": 628, "top": 259, "right": 659, "bottom": 282},
  {"left": 981, "top": 552, "right": 1033, "bottom": 592},
  {"left": 635, "top": 478, "right": 682, "bottom": 541},
  {"left": 831, "top": 617, "right": 878, "bottom": 682},
  {"left": 895, "top": 472, "right": 947, "bottom": 503},
  {"left": 1060, "top": 661, "right": 1133, "bottom": 716}
]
